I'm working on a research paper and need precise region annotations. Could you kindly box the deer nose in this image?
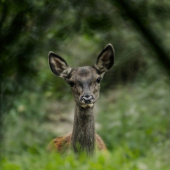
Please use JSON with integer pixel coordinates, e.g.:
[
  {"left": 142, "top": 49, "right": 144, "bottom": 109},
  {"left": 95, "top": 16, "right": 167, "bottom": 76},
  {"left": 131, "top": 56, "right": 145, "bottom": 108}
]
[{"left": 81, "top": 94, "right": 94, "bottom": 104}]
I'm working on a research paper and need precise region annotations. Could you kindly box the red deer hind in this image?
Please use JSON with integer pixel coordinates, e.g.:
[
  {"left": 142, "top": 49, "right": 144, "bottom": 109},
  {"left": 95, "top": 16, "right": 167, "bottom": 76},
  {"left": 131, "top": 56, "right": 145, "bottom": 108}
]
[{"left": 48, "top": 44, "right": 115, "bottom": 155}]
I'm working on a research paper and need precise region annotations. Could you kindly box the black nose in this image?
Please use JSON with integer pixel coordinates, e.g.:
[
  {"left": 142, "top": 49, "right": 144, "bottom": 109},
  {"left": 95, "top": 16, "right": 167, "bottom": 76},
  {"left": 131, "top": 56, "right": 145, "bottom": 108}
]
[{"left": 82, "top": 94, "right": 93, "bottom": 104}]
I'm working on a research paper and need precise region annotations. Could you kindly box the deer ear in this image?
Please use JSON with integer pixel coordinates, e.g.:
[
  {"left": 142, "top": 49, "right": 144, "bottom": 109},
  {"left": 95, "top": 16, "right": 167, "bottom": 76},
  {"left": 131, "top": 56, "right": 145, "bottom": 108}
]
[
  {"left": 49, "top": 52, "right": 72, "bottom": 78},
  {"left": 94, "top": 44, "right": 115, "bottom": 73}
]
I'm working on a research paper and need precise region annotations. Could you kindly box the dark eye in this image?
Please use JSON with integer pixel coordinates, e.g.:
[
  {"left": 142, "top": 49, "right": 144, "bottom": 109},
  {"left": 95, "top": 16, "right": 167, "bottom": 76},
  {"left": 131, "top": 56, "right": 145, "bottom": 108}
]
[
  {"left": 69, "top": 81, "right": 75, "bottom": 87},
  {"left": 96, "top": 77, "right": 101, "bottom": 84}
]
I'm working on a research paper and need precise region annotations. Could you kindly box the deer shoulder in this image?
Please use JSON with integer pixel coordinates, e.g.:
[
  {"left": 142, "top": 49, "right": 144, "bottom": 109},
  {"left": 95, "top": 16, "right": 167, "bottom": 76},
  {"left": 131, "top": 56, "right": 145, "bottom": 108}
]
[
  {"left": 48, "top": 133, "right": 106, "bottom": 153},
  {"left": 47, "top": 133, "right": 71, "bottom": 153}
]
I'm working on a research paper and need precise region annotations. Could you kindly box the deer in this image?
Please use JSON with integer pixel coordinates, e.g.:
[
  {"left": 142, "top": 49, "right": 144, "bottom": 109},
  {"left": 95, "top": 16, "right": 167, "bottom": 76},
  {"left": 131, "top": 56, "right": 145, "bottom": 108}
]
[{"left": 47, "top": 44, "right": 115, "bottom": 155}]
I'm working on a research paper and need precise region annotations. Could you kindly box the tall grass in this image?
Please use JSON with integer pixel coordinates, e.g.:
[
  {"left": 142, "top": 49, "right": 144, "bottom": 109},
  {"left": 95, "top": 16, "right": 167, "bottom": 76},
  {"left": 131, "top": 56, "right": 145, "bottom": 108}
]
[{"left": 1, "top": 77, "right": 170, "bottom": 170}]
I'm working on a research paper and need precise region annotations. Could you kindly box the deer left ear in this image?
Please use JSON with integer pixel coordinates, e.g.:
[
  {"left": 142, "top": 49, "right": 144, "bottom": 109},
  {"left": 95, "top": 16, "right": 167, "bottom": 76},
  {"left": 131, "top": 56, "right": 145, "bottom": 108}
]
[
  {"left": 49, "top": 52, "right": 72, "bottom": 78},
  {"left": 94, "top": 44, "right": 115, "bottom": 73}
]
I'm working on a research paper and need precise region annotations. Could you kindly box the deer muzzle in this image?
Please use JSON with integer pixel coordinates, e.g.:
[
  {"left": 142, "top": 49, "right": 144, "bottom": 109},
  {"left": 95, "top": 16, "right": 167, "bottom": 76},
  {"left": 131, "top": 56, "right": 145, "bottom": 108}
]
[{"left": 79, "top": 94, "right": 95, "bottom": 108}]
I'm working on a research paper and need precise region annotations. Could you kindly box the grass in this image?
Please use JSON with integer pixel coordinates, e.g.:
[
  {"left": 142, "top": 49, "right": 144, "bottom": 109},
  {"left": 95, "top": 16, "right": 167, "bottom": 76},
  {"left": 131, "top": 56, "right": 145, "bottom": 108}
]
[{"left": 1, "top": 77, "right": 170, "bottom": 170}]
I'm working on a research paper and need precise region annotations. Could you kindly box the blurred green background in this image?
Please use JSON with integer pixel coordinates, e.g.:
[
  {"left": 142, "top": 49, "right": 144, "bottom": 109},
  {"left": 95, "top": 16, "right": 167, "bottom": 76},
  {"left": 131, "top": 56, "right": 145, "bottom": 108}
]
[{"left": 0, "top": 0, "right": 170, "bottom": 169}]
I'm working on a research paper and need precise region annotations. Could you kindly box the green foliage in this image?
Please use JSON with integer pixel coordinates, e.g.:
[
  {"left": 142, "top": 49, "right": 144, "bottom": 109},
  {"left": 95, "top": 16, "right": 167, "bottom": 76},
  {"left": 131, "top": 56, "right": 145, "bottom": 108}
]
[
  {"left": 99, "top": 78, "right": 170, "bottom": 151},
  {"left": 2, "top": 147, "right": 170, "bottom": 170},
  {"left": 1, "top": 0, "right": 170, "bottom": 99}
]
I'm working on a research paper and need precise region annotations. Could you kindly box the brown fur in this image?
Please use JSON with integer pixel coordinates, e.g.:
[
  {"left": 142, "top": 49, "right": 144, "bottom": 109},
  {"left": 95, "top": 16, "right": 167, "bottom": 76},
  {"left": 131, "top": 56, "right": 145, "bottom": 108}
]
[{"left": 47, "top": 133, "right": 106, "bottom": 153}]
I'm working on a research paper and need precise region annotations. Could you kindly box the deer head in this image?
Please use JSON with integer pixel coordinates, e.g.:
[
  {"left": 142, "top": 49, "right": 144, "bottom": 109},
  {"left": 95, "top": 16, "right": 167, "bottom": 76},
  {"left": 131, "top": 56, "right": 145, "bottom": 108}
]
[{"left": 48, "top": 44, "right": 114, "bottom": 109}]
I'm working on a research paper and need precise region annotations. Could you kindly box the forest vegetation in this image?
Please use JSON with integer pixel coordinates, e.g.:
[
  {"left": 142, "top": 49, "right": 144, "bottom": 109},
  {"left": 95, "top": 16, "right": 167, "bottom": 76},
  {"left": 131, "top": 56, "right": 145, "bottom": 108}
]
[{"left": 0, "top": 0, "right": 170, "bottom": 169}]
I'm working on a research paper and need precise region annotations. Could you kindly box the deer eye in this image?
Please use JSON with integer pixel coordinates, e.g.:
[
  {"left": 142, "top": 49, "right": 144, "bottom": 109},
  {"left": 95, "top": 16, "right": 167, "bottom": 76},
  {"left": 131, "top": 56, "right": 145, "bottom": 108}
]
[
  {"left": 96, "top": 77, "right": 101, "bottom": 84},
  {"left": 69, "top": 81, "right": 75, "bottom": 87}
]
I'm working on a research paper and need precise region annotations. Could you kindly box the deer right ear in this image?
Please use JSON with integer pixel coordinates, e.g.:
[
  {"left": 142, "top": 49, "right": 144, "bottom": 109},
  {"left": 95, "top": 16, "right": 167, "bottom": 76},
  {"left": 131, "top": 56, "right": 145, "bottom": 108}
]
[
  {"left": 49, "top": 52, "right": 72, "bottom": 78},
  {"left": 94, "top": 44, "right": 115, "bottom": 74}
]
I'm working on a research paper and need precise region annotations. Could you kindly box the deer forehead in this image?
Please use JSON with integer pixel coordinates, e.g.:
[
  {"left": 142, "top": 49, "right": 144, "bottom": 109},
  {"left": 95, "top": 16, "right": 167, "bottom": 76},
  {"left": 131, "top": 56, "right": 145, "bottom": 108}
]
[{"left": 70, "top": 66, "right": 98, "bottom": 82}]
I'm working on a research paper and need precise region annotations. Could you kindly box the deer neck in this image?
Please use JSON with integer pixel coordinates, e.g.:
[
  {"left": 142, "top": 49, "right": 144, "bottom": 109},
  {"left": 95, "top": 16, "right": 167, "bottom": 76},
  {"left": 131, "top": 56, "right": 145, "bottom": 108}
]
[{"left": 71, "top": 103, "right": 95, "bottom": 154}]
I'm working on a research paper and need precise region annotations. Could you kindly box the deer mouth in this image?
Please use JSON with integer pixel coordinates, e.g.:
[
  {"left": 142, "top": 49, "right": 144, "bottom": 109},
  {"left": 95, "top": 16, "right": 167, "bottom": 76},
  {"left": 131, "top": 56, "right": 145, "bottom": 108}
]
[{"left": 81, "top": 103, "right": 94, "bottom": 108}]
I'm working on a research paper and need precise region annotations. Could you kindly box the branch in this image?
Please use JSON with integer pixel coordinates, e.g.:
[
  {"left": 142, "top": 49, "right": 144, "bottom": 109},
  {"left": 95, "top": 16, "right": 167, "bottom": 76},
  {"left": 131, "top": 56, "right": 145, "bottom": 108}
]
[
  {"left": 114, "top": 0, "right": 170, "bottom": 76},
  {"left": 0, "top": 2, "right": 7, "bottom": 31}
]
